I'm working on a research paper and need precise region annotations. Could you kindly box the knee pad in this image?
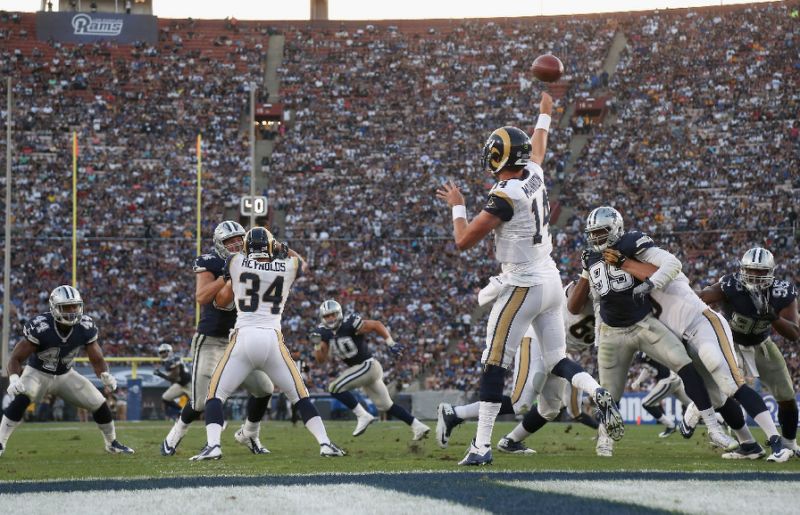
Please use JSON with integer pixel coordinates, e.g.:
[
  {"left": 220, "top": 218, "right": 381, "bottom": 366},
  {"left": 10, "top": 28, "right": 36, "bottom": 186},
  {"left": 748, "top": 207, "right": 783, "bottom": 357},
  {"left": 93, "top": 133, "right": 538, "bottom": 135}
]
[
  {"left": 246, "top": 395, "right": 272, "bottom": 423},
  {"left": 4, "top": 394, "right": 32, "bottom": 421},
  {"left": 180, "top": 405, "right": 202, "bottom": 424},
  {"left": 479, "top": 364, "right": 506, "bottom": 403},
  {"left": 330, "top": 391, "right": 358, "bottom": 410},
  {"left": 92, "top": 403, "right": 113, "bottom": 425}
]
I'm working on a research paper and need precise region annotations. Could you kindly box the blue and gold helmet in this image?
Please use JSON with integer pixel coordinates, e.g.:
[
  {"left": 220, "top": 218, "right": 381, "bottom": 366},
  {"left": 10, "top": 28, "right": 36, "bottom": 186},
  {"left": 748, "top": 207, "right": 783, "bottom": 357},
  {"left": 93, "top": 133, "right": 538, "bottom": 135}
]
[
  {"left": 244, "top": 227, "right": 275, "bottom": 260},
  {"left": 481, "top": 126, "right": 531, "bottom": 175}
]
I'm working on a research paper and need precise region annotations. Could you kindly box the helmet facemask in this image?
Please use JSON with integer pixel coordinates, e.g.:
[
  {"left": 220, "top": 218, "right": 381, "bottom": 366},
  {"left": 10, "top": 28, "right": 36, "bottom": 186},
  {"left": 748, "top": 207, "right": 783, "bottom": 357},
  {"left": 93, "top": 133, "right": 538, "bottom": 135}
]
[
  {"left": 49, "top": 285, "right": 84, "bottom": 326},
  {"left": 213, "top": 221, "right": 246, "bottom": 258},
  {"left": 585, "top": 207, "right": 624, "bottom": 252},
  {"left": 739, "top": 247, "right": 775, "bottom": 292},
  {"left": 319, "top": 300, "right": 343, "bottom": 330}
]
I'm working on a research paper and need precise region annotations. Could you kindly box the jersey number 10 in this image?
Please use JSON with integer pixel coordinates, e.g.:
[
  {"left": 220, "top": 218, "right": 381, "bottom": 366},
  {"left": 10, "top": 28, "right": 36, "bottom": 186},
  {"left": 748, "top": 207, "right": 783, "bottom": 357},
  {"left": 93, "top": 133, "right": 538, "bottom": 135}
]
[{"left": 238, "top": 272, "right": 284, "bottom": 314}]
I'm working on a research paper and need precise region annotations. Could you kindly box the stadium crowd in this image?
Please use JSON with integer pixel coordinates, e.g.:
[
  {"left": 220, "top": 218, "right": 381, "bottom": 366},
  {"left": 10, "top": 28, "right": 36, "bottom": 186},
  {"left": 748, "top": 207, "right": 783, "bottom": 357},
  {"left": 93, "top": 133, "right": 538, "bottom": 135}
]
[{"left": 0, "top": 2, "right": 798, "bottom": 403}]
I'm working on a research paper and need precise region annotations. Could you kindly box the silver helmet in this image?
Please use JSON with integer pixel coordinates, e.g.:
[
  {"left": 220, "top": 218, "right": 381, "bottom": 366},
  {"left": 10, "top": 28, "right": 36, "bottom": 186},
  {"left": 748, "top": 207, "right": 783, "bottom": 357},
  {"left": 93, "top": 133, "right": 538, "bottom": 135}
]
[
  {"left": 213, "top": 221, "right": 246, "bottom": 258},
  {"left": 319, "top": 299, "right": 343, "bottom": 330},
  {"left": 49, "top": 285, "right": 84, "bottom": 326},
  {"left": 739, "top": 247, "right": 775, "bottom": 291},
  {"left": 157, "top": 343, "right": 173, "bottom": 361},
  {"left": 585, "top": 206, "right": 624, "bottom": 252}
]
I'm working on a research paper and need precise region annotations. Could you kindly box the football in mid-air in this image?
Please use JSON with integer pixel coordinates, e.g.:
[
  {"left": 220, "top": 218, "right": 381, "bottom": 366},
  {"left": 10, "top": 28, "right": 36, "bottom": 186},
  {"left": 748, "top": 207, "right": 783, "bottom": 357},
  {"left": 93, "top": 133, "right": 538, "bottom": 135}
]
[{"left": 532, "top": 54, "right": 564, "bottom": 82}]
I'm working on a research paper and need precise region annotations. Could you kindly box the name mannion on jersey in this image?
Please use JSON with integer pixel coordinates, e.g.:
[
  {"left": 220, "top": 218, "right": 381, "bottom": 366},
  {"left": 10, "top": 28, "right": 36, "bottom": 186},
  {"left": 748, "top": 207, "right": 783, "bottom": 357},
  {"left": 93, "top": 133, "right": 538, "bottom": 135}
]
[
  {"left": 242, "top": 259, "right": 287, "bottom": 272},
  {"left": 520, "top": 173, "right": 543, "bottom": 198}
]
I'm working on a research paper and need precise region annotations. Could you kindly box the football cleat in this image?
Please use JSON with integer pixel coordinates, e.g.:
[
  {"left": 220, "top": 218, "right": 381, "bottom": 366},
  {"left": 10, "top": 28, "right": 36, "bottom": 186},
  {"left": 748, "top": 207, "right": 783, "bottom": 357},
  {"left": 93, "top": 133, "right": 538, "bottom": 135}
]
[
  {"left": 0, "top": 442, "right": 4, "bottom": 457},
  {"left": 679, "top": 402, "right": 700, "bottom": 439},
  {"left": 161, "top": 427, "right": 185, "bottom": 456},
  {"left": 234, "top": 427, "right": 270, "bottom": 455},
  {"left": 105, "top": 440, "right": 135, "bottom": 455},
  {"left": 190, "top": 444, "right": 222, "bottom": 461},
  {"left": 320, "top": 442, "right": 346, "bottom": 457},
  {"left": 708, "top": 428, "right": 738, "bottom": 451},
  {"left": 497, "top": 437, "right": 536, "bottom": 455},
  {"left": 766, "top": 435, "right": 792, "bottom": 463},
  {"left": 411, "top": 420, "right": 431, "bottom": 441},
  {"left": 436, "top": 403, "right": 464, "bottom": 449},
  {"left": 722, "top": 441, "right": 766, "bottom": 460},
  {"left": 458, "top": 439, "right": 493, "bottom": 466},
  {"left": 353, "top": 413, "right": 376, "bottom": 437},
  {"left": 658, "top": 426, "right": 677, "bottom": 438},
  {"left": 593, "top": 388, "right": 624, "bottom": 441},
  {"left": 596, "top": 425, "right": 614, "bottom": 457},
  {"left": 781, "top": 437, "right": 800, "bottom": 458}
]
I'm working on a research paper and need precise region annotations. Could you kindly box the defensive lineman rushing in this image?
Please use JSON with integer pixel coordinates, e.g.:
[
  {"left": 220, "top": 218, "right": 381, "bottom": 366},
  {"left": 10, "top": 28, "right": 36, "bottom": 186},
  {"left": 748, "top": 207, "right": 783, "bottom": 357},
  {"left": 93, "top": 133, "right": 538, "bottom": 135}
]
[
  {"left": 0, "top": 286, "right": 133, "bottom": 457},
  {"left": 573, "top": 206, "right": 736, "bottom": 457},
  {"left": 311, "top": 300, "right": 430, "bottom": 440},
  {"left": 162, "top": 221, "right": 276, "bottom": 456},
  {"left": 617, "top": 248, "right": 792, "bottom": 461},
  {"left": 190, "top": 227, "right": 345, "bottom": 460},
  {"left": 436, "top": 92, "right": 622, "bottom": 466},
  {"left": 700, "top": 247, "right": 800, "bottom": 458}
]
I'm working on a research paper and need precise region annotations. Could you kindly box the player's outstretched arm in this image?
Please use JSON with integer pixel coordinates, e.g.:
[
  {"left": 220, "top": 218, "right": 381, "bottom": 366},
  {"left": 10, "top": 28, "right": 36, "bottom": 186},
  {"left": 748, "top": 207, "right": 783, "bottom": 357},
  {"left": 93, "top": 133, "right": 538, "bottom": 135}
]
[
  {"left": 87, "top": 342, "right": 117, "bottom": 391},
  {"left": 531, "top": 92, "right": 553, "bottom": 165},
  {"left": 628, "top": 247, "right": 681, "bottom": 289},
  {"left": 7, "top": 339, "right": 36, "bottom": 377},
  {"left": 310, "top": 332, "right": 328, "bottom": 364},
  {"left": 196, "top": 270, "right": 225, "bottom": 305},
  {"left": 774, "top": 299, "right": 799, "bottom": 341},
  {"left": 698, "top": 282, "right": 725, "bottom": 305},
  {"left": 567, "top": 277, "right": 590, "bottom": 315},
  {"left": 615, "top": 256, "right": 658, "bottom": 283},
  {"left": 436, "top": 181, "right": 502, "bottom": 251},
  {"left": 214, "top": 280, "right": 234, "bottom": 308}
]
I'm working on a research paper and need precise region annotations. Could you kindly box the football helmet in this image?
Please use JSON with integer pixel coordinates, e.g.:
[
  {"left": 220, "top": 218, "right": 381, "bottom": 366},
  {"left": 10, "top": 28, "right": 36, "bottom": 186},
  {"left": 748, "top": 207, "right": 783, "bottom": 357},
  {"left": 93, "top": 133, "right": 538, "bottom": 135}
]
[
  {"left": 157, "top": 343, "right": 173, "bottom": 361},
  {"left": 319, "top": 299, "right": 343, "bottom": 330},
  {"left": 481, "top": 126, "right": 531, "bottom": 175},
  {"left": 739, "top": 247, "right": 775, "bottom": 291},
  {"left": 49, "top": 285, "right": 84, "bottom": 326},
  {"left": 244, "top": 227, "right": 275, "bottom": 260},
  {"left": 213, "top": 221, "right": 246, "bottom": 258},
  {"left": 585, "top": 206, "right": 624, "bottom": 252}
]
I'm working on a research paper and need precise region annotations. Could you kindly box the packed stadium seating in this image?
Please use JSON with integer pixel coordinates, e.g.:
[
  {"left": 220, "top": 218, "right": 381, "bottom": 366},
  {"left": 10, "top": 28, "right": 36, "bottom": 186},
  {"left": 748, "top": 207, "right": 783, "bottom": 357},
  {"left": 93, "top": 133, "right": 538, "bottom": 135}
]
[{"left": 0, "top": 2, "right": 797, "bottom": 400}]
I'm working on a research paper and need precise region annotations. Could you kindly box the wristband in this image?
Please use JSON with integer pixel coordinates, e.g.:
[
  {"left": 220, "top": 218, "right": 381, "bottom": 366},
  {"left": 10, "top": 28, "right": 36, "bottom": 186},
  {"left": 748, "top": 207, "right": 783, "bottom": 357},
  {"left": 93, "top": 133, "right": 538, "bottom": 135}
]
[
  {"left": 452, "top": 205, "right": 467, "bottom": 221},
  {"left": 386, "top": 337, "right": 395, "bottom": 347},
  {"left": 313, "top": 344, "right": 322, "bottom": 351},
  {"left": 9, "top": 373, "right": 19, "bottom": 383},
  {"left": 580, "top": 269, "right": 590, "bottom": 280},
  {"left": 535, "top": 114, "right": 552, "bottom": 132}
]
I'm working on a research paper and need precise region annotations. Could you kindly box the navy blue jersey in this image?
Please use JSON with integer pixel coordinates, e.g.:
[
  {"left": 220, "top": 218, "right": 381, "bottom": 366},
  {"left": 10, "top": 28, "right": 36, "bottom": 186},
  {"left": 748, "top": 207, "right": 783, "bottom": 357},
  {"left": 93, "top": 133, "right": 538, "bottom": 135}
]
[
  {"left": 194, "top": 249, "right": 237, "bottom": 337},
  {"left": 719, "top": 274, "right": 797, "bottom": 347},
  {"left": 316, "top": 313, "right": 372, "bottom": 367},
  {"left": 586, "top": 231, "right": 656, "bottom": 327},
  {"left": 23, "top": 313, "right": 99, "bottom": 375},
  {"left": 636, "top": 352, "right": 671, "bottom": 381},
  {"left": 162, "top": 355, "right": 191, "bottom": 386}
]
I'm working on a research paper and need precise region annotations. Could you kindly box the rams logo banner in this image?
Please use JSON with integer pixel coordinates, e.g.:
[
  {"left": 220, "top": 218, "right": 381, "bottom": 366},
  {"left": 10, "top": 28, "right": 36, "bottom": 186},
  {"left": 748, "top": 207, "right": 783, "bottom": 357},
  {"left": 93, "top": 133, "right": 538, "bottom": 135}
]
[{"left": 36, "top": 12, "right": 157, "bottom": 44}]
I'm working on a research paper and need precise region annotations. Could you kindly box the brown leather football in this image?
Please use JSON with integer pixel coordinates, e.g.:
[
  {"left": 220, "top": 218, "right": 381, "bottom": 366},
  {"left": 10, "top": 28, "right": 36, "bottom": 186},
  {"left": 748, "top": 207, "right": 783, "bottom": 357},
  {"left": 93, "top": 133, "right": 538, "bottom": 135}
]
[{"left": 532, "top": 54, "right": 564, "bottom": 83}]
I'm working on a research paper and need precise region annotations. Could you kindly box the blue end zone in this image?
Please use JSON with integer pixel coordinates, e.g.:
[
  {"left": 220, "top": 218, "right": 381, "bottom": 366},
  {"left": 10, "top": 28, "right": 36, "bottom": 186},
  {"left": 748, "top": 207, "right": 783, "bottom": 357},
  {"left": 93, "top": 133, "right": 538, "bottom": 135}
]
[{"left": 3, "top": 471, "right": 799, "bottom": 514}]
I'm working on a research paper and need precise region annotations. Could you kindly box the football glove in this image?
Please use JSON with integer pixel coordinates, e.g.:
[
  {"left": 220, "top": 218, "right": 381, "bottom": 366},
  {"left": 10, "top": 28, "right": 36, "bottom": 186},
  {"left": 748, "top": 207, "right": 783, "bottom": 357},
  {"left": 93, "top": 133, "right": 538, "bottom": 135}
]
[
  {"left": 309, "top": 330, "right": 322, "bottom": 345},
  {"left": 274, "top": 241, "right": 290, "bottom": 260},
  {"left": 7, "top": 373, "right": 25, "bottom": 396},
  {"left": 386, "top": 338, "right": 404, "bottom": 356},
  {"left": 222, "top": 255, "right": 233, "bottom": 282},
  {"left": 580, "top": 249, "right": 591, "bottom": 271},
  {"left": 100, "top": 371, "right": 118, "bottom": 391},
  {"left": 153, "top": 368, "right": 168, "bottom": 380},
  {"left": 602, "top": 248, "right": 627, "bottom": 268},
  {"left": 632, "top": 279, "right": 654, "bottom": 305}
]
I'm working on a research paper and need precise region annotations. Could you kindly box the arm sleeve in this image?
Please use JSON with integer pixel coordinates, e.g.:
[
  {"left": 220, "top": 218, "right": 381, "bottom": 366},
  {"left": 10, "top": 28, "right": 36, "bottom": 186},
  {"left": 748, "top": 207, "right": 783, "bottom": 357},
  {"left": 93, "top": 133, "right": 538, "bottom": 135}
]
[
  {"left": 483, "top": 193, "right": 514, "bottom": 222},
  {"left": 637, "top": 247, "right": 682, "bottom": 289}
]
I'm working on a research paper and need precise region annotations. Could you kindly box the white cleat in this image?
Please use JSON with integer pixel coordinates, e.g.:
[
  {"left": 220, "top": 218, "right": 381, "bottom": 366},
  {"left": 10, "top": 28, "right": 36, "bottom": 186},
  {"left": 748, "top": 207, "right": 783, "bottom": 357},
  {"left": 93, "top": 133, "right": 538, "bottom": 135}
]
[
  {"left": 596, "top": 425, "right": 614, "bottom": 457},
  {"left": 766, "top": 435, "right": 793, "bottom": 463},
  {"left": 353, "top": 413, "right": 376, "bottom": 437},
  {"left": 320, "top": 442, "right": 346, "bottom": 457},
  {"left": 234, "top": 426, "right": 270, "bottom": 455},
  {"left": 412, "top": 420, "right": 431, "bottom": 441},
  {"left": 708, "top": 429, "right": 738, "bottom": 451},
  {"left": 190, "top": 444, "right": 222, "bottom": 461}
]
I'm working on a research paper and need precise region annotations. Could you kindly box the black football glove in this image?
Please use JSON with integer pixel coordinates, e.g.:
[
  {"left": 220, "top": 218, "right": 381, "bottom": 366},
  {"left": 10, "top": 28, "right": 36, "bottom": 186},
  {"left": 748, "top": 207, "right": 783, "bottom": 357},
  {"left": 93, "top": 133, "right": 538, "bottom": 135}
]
[
  {"left": 602, "top": 248, "right": 627, "bottom": 268},
  {"left": 632, "top": 279, "right": 654, "bottom": 305},
  {"left": 222, "top": 255, "right": 233, "bottom": 282},
  {"left": 580, "top": 249, "right": 591, "bottom": 271},
  {"left": 274, "top": 240, "right": 289, "bottom": 259}
]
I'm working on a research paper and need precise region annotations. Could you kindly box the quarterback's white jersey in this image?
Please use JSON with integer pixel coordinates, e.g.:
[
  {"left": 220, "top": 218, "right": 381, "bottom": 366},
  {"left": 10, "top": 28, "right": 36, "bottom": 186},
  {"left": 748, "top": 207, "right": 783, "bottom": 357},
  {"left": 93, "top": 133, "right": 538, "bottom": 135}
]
[
  {"left": 489, "top": 161, "right": 557, "bottom": 286},
  {"left": 229, "top": 254, "right": 300, "bottom": 330},
  {"left": 649, "top": 273, "right": 709, "bottom": 337}
]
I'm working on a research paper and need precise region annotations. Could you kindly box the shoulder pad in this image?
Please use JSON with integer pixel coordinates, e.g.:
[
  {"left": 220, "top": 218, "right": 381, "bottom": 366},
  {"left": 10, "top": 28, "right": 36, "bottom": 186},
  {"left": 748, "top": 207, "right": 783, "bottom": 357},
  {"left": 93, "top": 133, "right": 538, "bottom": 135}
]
[
  {"left": 23, "top": 316, "right": 51, "bottom": 343},
  {"left": 346, "top": 314, "right": 364, "bottom": 331},
  {"left": 615, "top": 231, "right": 655, "bottom": 257}
]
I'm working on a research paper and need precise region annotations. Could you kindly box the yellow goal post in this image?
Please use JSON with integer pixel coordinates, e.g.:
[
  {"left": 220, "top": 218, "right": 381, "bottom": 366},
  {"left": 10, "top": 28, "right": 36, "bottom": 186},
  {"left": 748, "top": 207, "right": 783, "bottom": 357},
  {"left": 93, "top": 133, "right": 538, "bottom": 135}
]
[{"left": 73, "top": 357, "right": 193, "bottom": 379}]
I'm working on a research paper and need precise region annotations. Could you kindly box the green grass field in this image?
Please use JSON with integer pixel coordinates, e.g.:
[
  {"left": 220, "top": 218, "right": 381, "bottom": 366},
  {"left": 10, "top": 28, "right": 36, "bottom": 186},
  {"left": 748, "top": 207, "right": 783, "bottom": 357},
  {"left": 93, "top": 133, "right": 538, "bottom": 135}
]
[{"left": 2, "top": 420, "right": 798, "bottom": 481}]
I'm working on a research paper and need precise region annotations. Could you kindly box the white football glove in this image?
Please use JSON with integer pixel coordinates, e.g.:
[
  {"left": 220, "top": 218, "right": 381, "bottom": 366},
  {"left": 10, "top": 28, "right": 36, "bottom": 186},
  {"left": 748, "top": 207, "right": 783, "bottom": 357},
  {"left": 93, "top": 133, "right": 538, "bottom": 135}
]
[
  {"left": 100, "top": 371, "right": 117, "bottom": 391},
  {"left": 478, "top": 275, "right": 506, "bottom": 307},
  {"left": 630, "top": 380, "right": 641, "bottom": 391},
  {"left": 7, "top": 374, "right": 25, "bottom": 396}
]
